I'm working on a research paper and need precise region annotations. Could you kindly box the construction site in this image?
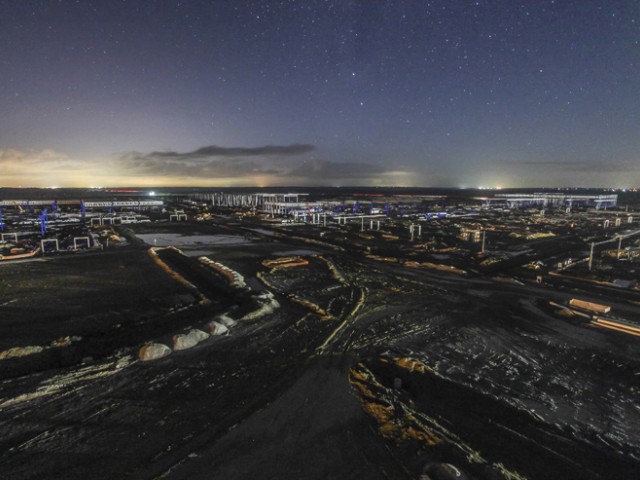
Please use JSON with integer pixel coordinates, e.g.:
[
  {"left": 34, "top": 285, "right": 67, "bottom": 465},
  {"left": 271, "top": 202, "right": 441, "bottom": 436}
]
[{"left": 1, "top": 187, "right": 639, "bottom": 480}]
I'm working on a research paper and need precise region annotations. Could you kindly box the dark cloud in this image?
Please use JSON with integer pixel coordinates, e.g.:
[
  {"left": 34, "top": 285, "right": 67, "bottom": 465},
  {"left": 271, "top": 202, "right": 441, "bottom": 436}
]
[
  {"left": 115, "top": 144, "right": 402, "bottom": 183},
  {"left": 114, "top": 156, "right": 284, "bottom": 178},
  {"left": 285, "top": 159, "right": 390, "bottom": 178},
  {"left": 114, "top": 144, "right": 317, "bottom": 179},
  {"left": 0, "top": 145, "right": 416, "bottom": 186},
  {"left": 116, "top": 144, "right": 318, "bottom": 178},
  {"left": 134, "top": 144, "right": 316, "bottom": 161}
]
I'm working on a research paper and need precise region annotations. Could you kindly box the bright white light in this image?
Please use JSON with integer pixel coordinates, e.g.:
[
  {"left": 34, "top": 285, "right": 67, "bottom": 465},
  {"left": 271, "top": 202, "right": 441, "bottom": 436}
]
[{"left": 149, "top": 191, "right": 156, "bottom": 196}]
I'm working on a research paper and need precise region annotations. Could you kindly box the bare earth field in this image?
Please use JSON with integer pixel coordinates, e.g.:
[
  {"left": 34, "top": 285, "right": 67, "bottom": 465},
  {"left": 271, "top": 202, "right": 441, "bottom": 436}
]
[{"left": 1, "top": 225, "right": 638, "bottom": 480}]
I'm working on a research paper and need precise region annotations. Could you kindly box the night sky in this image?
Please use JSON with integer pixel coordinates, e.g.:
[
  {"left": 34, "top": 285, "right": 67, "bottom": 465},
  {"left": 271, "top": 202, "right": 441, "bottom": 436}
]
[{"left": 0, "top": 1, "right": 638, "bottom": 188}]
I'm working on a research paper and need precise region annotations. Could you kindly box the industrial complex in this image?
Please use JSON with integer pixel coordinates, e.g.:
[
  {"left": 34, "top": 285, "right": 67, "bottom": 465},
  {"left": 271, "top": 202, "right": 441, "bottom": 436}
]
[
  {"left": 1, "top": 186, "right": 639, "bottom": 480},
  {"left": 1, "top": 188, "right": 637, "bottom": 285}
]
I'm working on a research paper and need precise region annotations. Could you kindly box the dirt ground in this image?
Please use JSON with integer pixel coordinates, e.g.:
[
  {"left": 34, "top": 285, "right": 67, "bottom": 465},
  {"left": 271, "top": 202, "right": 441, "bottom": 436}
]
[{"left": 1, "top": 226, "right": 639, "bottom": 480}]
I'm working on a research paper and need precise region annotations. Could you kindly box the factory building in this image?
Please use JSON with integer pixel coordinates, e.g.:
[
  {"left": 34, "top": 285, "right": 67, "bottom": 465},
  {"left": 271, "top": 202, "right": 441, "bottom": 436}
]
[
  {"left": 0, "top": 199, "right": 164, "bottom": 210},
  {"left": 485, "top": 193, "right": 617, "bottom": 210}
]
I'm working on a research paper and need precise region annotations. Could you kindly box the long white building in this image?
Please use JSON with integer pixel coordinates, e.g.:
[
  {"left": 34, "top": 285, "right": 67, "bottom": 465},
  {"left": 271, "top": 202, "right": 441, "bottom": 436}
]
[{"left": 485, "top": 193, "right": 617, "bottom": 209}]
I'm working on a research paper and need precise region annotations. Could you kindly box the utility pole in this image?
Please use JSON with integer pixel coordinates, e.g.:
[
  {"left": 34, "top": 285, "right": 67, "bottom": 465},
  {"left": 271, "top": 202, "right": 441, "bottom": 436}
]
[{"left": 617, "top": 236, "right": 623, "bottom": 260}]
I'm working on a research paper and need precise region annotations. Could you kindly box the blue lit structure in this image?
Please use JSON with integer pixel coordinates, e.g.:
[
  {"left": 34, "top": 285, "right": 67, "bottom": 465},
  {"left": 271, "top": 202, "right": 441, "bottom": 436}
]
[{"left": 39, "top": 208, "right": 48, "bottom": 236}]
